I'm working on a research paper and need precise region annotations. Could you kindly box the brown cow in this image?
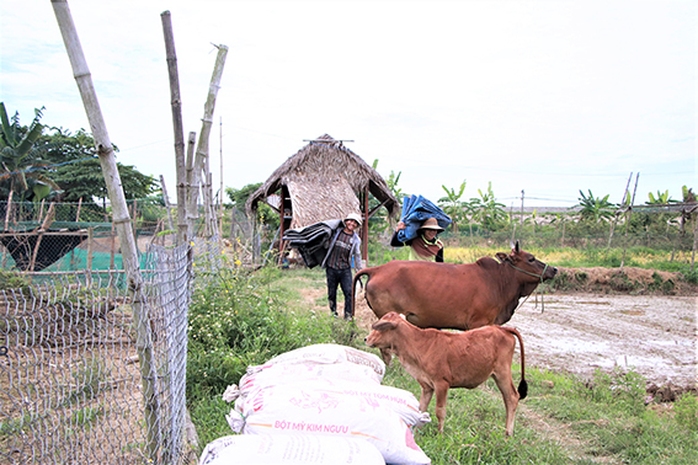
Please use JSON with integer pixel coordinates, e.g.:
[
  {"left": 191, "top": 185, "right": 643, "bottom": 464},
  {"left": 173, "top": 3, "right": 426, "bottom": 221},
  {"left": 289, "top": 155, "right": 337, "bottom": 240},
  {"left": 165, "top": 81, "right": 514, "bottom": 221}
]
[
  {"left": 353, "top": 241, "right": 556, "bottom": 330},
  {"left": 365, "top": 312, "right": 527, "bottom": 436}
]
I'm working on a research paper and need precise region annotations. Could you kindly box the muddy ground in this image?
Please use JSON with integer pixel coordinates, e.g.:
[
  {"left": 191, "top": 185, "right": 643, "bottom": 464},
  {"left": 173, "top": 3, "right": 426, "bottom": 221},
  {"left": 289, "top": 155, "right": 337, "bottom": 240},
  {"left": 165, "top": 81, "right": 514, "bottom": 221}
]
[{"left": 349, "top": 267, "right": 697, "bottom": 396}]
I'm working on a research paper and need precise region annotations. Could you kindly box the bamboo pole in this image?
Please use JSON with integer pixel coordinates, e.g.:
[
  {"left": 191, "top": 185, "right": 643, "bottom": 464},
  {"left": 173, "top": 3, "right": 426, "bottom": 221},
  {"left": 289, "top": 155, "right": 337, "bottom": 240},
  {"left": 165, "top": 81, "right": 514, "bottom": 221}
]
[
  {"left": 620, "top": 173, "right": 639, "bottom": 268},
  {"left": 51, "top": 2, "right": 160, "bottom": 462},
  {"left": 76, "top": 197, "right": 82, "bottom": 221},
  {"left": 29, "top": 233, "right": 42, "bottom": 272},
  {"left": 110, "top": 222, "right": 116, "bottom": 270},
  {"left": 609, "top": 172, "right": 634, "bottom": 249},
  {"left": 4, "top": 191, "right": 13, "bottom": 231},
  {"left": 187, "top": 44, "right": 228, "bottom": 240},
  {"left": 87, "top": 226, "right": 93, "bottom": 270},
  {"left": 219, "top": 116, "right": 224, "bottom": 238},
  {"left": 185, "top": 131, "right": 197, "bottom": 237},
  {"left": 689, "top": 204, "right": 698, "bottom": 271},
  {"left": 161, "top": 11, "right": 188, "bottom": 246},
  {"left": 159, "top": 175, "right": 174, "bottom": 231},
  {"left": 38, "top": 199, "right": 45, "bottom": 223}
]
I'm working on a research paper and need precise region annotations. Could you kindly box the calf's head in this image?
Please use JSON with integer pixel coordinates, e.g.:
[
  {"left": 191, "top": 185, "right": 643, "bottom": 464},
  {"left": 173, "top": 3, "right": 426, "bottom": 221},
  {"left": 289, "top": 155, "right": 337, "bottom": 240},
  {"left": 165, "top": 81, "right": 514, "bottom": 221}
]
[{"left": 365, "top": 312, "right": 404, "bottom": 364}]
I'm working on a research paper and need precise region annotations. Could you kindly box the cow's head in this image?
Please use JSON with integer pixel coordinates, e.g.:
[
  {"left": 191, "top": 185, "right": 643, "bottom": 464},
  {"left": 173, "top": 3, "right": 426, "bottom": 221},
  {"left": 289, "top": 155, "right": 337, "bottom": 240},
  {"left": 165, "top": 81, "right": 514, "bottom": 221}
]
[
  {"left": 496, "top": 240, "right": 557, "bottom": 283},
  {"left": 365, "top": 312, "right": 404, "bottom": 365}
]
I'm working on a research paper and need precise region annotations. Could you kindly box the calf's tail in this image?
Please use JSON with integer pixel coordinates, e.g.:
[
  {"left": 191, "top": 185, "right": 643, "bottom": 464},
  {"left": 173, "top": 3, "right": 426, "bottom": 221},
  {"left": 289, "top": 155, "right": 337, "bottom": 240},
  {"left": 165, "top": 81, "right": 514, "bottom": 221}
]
[{"left": 502, "top": 326, "right": 527, "bottom": 400}]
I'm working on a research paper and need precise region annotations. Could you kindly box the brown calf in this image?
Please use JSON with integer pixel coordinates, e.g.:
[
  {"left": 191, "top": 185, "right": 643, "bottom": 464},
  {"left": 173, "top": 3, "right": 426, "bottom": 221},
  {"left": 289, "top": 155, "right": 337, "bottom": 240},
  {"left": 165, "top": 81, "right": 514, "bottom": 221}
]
[{"left": 365, "top": 312, "right": 527, "bottom": 436}]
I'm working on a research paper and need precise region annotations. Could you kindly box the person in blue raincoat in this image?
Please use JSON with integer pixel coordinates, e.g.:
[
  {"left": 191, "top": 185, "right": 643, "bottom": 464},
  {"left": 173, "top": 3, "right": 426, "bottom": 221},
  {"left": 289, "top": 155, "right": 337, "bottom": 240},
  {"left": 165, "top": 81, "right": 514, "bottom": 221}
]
[{"left": 390, "top": 217, "right": 445, "bottom": 262}]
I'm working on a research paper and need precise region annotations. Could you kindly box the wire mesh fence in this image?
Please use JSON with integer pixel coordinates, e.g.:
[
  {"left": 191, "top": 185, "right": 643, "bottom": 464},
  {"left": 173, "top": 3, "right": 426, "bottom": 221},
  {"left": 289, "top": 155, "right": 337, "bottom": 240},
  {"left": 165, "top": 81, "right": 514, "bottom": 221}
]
[{"left": 1, "top": 242, "right": 194, "bottom": 465}]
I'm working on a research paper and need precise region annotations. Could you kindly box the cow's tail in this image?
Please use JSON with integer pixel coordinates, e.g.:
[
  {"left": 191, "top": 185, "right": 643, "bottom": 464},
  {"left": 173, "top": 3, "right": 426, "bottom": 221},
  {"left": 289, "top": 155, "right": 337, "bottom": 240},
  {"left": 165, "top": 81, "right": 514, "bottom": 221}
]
[
  {"left": 351, "top": 268, "right": 372, "bottom": 317},
  {"left": 502, "top": 326, "right": 527, "bottom": 400}
]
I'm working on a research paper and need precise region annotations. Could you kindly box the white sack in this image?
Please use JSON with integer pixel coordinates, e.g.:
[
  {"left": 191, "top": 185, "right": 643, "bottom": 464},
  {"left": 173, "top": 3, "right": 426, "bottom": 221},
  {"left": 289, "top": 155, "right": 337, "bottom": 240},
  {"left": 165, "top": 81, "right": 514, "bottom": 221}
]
[
  {"left": 226, "top": 382, "right": 431, "bottom": 465},
  {"left": 199, "top": 434, "right": 385, "bottom": 465},
  {"left": 245, "top": 343, "right": 386, "bottom": 383}
]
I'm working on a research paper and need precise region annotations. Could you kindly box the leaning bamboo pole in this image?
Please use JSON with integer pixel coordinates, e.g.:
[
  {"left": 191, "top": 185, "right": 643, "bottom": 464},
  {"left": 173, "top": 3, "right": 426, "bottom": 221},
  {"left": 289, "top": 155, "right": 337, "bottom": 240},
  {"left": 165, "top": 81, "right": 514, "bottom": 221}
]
[
  {"left": 187, "top": 44, "right": 228, "bottom": 240},
  {"left": 51, "top": 1, "right": 161, "bottom": 462}
]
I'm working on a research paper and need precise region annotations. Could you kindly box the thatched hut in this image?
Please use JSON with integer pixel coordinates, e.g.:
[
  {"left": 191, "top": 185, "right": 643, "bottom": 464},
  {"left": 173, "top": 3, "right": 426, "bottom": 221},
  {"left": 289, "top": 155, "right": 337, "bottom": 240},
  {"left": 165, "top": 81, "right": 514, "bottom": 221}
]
[{"left": 246, "top": 134, "right": 400, "bottom": 262}]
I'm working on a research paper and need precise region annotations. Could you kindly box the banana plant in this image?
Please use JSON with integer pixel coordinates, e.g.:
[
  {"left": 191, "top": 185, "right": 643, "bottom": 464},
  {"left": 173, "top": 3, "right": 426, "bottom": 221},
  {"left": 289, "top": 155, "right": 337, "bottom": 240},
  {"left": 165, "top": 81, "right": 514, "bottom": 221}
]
[
  {"left": 438, "top": 180, "right": 466, "bottom": 233},
  {"left": 0, "top": 103, "right": 61, "bottom": 202},
  {"left": 469, "top": 182, "right": 507, "bottom": 232},
  {"left": 647, "top": 190, "right": 676, "bottom": 205},
  {"left": 576, "top": 189, "right": 616, "bottom": 223}
]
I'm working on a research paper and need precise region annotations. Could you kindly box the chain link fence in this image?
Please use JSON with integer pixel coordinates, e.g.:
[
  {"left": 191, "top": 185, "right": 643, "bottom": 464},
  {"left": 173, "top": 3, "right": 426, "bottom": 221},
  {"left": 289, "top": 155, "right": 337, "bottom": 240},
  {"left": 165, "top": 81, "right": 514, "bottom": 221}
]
[{"left": 1, "top": 241, "right": 198, "bottom": 465}]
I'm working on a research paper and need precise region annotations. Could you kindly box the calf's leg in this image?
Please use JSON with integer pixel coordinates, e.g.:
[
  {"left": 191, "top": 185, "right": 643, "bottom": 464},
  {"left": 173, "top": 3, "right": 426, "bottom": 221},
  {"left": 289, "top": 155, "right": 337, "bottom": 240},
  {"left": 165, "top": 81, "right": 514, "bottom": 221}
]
[
  {"left": 418, "top": 382, "right": 434, "bottom": 414},
  {"left": 433, "top": 381, "right": 450, "bottom": 433},
  {"left": 492, "top": 369, "right": 520, "bottom": 436}
]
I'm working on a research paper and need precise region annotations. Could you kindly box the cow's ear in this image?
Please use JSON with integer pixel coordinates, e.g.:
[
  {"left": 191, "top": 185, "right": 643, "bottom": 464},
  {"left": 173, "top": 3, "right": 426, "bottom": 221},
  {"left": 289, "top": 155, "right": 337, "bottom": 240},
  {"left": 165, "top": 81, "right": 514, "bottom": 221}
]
[{"left": 495, "top": 252, "right": 508, "bottom": 263}]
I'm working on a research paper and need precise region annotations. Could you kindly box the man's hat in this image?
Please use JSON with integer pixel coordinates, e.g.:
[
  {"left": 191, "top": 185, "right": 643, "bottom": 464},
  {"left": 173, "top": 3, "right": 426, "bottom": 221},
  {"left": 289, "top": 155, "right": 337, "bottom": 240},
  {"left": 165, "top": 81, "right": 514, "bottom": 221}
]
[{"left": 344, "top": 212, "right": 363, "bottom": 226}]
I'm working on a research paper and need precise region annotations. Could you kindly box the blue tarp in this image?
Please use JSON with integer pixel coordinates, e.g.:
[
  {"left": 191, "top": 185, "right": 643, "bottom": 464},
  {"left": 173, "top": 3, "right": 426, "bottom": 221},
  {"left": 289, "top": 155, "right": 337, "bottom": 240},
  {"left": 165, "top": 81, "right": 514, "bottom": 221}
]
[{"left": 396, "top": 195, "right": 452, "bottom": 242}]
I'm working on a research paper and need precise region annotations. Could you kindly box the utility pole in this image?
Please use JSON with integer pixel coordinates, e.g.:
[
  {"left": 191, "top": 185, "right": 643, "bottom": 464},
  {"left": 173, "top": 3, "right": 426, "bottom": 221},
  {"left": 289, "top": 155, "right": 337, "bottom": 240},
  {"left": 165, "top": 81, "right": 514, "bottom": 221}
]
[{"left": 520, "top": 190, "right": 524, "bottom": 225}]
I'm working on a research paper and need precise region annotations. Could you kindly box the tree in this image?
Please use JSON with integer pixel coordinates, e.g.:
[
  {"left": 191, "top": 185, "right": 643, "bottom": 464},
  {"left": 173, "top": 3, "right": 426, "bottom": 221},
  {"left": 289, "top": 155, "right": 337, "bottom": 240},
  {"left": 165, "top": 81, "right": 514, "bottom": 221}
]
[
  {"left": 0, "top": 103, "right": 62, "bottom": 202},
  {"left": 438, "top": 180, "right": 466, "bottom": 233},
  {"left": 469, "top": 182, "right": 507, "bottom": 232},
  {"left": 575, "top": 189, "right": 616, "bottom": 223},
  {"left": 37, "top": 127, "right": 157, "bottom": 203},
  {"left": 368, "top": 159, "right": 402, "bottom": 234},
  {"left": 647, "top": 190, "right": 676, "bottom": 205},
  {"left": 225, "top": 183, "right": 279, "bottom": 231}
]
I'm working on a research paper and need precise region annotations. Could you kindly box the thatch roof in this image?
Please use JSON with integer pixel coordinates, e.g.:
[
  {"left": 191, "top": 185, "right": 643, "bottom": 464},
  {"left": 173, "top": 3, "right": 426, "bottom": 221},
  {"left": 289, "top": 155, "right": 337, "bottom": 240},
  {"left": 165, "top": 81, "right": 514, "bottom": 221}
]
[{"left": 246, "top": 134, "right": 400, "bottom": 228}]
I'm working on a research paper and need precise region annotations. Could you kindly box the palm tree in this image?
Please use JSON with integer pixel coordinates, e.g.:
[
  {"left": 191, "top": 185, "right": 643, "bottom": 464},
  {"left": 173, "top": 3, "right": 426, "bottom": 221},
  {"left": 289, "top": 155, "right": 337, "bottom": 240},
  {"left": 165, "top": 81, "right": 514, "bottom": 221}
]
[{"left": 0, "top": 103, "right": 61, "bottom": 202}]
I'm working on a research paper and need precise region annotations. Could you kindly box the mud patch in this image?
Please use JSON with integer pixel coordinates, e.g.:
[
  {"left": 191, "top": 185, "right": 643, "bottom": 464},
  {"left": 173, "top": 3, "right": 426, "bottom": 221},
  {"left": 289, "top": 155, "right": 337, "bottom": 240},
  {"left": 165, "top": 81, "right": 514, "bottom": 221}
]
[{"left": 511, "top": 294, "right": 696, "bottom": 393}]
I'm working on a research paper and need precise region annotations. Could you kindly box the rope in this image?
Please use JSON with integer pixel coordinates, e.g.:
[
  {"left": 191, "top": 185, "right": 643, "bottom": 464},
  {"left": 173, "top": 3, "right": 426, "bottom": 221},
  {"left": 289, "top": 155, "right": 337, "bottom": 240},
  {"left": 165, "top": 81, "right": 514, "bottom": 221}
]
[{"left": 505, "top": 261, "right": 548, "bottom": 314}]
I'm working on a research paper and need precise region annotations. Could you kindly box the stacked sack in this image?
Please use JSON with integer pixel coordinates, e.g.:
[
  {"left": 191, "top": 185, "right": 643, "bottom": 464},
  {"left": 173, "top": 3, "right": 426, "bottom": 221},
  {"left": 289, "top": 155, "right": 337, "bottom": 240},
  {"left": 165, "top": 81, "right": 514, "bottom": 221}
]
[{"left": 200, "top": 344, "right": 432, "bottom": 465}]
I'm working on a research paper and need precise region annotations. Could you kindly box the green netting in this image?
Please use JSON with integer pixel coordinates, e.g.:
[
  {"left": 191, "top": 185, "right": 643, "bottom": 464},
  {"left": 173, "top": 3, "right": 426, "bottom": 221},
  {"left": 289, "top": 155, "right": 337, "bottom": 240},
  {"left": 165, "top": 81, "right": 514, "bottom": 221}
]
[{"left": 0, "top": 248, "right": 154, "bottom": 272}]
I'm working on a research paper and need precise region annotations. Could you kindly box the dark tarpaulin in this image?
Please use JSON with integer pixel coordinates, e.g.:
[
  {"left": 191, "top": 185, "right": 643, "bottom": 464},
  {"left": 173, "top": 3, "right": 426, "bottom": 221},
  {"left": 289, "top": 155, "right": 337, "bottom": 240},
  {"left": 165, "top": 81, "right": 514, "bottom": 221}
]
[
  {"left": 282, "top": 219, "right": 341, "bottom": 268},
  {"left": 0, "top": 230, "right": 88, "bottom": 271},
  {"left": 396, "top": 195, "right": 452, "bottom": 242}
]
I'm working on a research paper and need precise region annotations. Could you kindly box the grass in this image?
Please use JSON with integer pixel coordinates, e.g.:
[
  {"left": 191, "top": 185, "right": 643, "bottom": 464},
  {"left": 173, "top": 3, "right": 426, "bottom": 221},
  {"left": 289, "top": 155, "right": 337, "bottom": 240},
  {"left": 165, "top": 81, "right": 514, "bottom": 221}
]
[
  {"left": 187, "top": 262, "right": 698, "bottom": 464},
  {"left": 445, "top": 244, "right": 695, "bottom": 274}
]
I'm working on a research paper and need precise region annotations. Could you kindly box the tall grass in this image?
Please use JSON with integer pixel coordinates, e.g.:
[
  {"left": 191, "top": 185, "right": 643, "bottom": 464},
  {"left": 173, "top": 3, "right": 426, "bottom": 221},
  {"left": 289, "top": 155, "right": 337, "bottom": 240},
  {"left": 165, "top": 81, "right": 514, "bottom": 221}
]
[{"left": 187, "top": 266, "right": 698, "bottom": 464}]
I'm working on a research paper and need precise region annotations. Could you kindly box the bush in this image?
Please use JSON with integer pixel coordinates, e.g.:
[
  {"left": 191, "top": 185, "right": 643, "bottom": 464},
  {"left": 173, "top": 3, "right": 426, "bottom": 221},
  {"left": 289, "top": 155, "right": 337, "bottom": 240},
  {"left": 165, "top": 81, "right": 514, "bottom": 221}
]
[{"left": 187, "top": 266, "right": 353, "bottom": 400}]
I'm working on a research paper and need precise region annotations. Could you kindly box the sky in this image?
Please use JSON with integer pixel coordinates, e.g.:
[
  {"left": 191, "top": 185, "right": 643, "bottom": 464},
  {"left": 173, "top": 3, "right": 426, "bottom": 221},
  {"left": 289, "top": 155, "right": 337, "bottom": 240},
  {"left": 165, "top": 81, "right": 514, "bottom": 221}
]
[{"left": 1, "top": 0, "right": 695, "bottom": 209}]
